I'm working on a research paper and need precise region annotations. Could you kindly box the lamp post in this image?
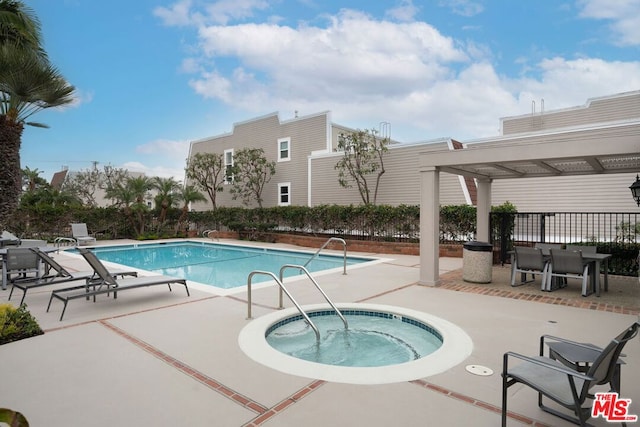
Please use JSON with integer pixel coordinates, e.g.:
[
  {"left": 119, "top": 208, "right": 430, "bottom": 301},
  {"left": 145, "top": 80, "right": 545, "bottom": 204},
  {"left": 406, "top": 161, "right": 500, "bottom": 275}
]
[{"left": 630, "top": 175, "right": 640, "bottom": 206}]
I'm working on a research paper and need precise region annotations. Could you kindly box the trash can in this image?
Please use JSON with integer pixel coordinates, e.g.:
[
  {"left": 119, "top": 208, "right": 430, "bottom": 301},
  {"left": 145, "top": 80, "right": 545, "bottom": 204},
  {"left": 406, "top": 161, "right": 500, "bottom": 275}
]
[{"left": 463, "top": 241, "right": 493, "bottom": 283}]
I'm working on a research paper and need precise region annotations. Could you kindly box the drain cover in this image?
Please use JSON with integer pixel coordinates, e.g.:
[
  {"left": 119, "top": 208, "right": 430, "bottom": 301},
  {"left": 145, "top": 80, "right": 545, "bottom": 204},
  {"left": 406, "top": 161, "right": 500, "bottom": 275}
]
[{"left": 465, "top": 365, "right": 493, "bottom": 376}]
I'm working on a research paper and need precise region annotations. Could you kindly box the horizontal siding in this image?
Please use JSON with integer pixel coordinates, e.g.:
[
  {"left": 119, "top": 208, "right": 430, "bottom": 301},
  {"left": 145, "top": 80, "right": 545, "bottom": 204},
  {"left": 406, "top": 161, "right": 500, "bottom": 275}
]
[
  {"left": 502, "top": 92, "right": 640, "bottom": 134},
  {"left": 310, "top": 142, "right": 467, "bottom": 206},
  {"left": 492, "top": 172, "right": 640, "bottom": 212}
]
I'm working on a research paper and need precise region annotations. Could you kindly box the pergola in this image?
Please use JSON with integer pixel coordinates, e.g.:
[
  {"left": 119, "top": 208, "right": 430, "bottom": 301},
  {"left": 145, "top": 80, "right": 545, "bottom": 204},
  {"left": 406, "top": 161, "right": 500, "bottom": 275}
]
[{"left": 417, "top": 121, "right": 640, "bottom": 286}]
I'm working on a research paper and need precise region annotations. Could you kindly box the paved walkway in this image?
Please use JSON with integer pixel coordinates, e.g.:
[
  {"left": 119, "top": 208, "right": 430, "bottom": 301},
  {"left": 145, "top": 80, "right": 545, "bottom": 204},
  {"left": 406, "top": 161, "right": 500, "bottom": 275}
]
[{"left": 0, "top": 240, "right": 638, "bottom": 426}]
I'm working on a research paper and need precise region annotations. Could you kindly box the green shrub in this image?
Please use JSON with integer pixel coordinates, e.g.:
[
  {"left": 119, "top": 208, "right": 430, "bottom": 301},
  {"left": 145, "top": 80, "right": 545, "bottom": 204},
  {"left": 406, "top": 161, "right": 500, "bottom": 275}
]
[{"left": 0, "top": 304, "right": 44, "bottom": 345}]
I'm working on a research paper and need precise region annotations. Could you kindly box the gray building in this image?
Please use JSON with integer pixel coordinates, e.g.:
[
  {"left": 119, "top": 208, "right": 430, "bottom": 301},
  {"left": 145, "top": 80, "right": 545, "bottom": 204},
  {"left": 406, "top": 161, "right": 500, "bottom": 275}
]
[{"left": 187, "top": 90, "right": 640, "bottom": 213}]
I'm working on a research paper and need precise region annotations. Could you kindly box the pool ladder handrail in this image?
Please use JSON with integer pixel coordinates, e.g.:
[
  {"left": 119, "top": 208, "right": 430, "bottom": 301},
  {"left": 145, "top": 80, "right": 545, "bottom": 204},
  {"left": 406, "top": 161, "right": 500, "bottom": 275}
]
[
  {"left": 303, "top": 237, "right": 347, "bottom": 275},
  {"left": 279, "top": 264, "right": 348, "bottom": 331},
  {"left": 246, "top": 270, "right": 321, "bottom": 341}
]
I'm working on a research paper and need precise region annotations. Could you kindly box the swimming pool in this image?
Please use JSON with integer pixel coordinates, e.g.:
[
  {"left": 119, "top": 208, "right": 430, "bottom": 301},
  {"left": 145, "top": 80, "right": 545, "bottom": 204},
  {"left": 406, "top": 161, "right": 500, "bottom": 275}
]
[{"left": 70, "top": 241, "right": 373, "bottom": 289}]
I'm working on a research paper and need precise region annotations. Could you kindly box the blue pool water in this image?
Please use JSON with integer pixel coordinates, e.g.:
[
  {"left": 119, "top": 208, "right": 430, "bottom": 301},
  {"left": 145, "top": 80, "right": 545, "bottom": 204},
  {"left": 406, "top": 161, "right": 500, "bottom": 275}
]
[
  {"left": 72, "top": 241, "right": 371, "bottom": 289},
  {"left": 266, "top": 310, "right": 443, "bottom": 367}
]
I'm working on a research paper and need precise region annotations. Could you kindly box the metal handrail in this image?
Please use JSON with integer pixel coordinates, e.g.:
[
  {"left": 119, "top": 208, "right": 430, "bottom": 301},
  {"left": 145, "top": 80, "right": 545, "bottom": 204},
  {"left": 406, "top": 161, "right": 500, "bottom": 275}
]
[
  {"left": 246, "top": 270, "right": 320, "bottom": 341},
  {"left": 303, "top": 237, "right": 347, "bottom": 275},
  {"left": 279, "top": 264, "right": 348, "bottom": 330}
]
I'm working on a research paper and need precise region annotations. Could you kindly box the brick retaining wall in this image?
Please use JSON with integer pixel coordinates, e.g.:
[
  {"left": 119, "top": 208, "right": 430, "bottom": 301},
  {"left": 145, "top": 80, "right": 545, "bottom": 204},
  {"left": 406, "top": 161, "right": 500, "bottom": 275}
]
[{"left": 209, "top": 231, "right": 464, "bottom": 257}]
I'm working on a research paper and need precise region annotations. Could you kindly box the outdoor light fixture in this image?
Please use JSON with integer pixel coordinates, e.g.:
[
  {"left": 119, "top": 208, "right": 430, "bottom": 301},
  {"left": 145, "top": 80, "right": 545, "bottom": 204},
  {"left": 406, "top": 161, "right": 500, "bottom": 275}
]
[{"left": 630, "top": 175, "right": 640, "bottom": 206}]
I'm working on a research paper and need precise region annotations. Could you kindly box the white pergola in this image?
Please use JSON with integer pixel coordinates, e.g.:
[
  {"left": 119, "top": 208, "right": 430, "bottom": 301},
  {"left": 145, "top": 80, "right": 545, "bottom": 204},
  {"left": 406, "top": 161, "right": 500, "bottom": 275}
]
[{"left": 418, "top": 121, "right": 640, "bottom": 285}]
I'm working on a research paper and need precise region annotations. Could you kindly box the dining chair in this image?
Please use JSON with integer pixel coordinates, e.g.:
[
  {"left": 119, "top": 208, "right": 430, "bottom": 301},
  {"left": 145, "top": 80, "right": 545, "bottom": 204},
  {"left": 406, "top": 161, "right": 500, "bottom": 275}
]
[
  {"left": 546, "top": 249, "right": 592, "bottom": 295},
  {"left": 510, "top": 246, "right": 549, "bottom": 288}
]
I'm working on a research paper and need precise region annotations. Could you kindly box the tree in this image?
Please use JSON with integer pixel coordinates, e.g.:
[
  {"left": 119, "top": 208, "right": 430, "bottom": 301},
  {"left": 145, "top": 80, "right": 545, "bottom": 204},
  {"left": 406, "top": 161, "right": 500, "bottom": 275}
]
[
  {"left": 0, "top": 1, "right": 75, "bottom": 227},
  {"left": 19, "top": 186, "right": 80, "bottom": 208},
  {"left": 152, "top": 176, "right": 181, "bottom": 230},
  {"left": 185, "top": 152, "right": 225, "bottom": 210},
  {"left": 175, "top": 184, "right": 206, "bottom": 234},
  {"left": 334, "top": 129, "right": 389, "bottom": 205},
  {"left": 105, "top": 176, "right": 152, "bottom": 236},
  {"left": 62, "top": 166, "right": 102, "bottom": 207},
  {"left": 229, "top": 148, "right": 275, "bottom": 208},
  {"left": 21, "top": 166, "right": 47, "bottom": 191}
]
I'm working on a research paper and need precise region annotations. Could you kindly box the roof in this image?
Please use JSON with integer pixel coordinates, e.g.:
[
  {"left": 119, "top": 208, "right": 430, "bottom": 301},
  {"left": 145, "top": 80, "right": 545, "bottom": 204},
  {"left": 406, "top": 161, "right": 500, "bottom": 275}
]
[
  {"left": 419, "top": 121, "right": 640, "bottom": 180},
  {"left": 50, "top": 170, "right": 68, "bottom": 189}
]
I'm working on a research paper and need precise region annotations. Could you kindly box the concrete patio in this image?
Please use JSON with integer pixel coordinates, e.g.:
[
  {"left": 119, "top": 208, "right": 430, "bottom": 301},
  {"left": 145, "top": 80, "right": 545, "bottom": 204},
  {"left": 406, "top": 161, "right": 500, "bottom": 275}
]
[{"left": 0, "top": 239, "right": 638, "bottom": 426}]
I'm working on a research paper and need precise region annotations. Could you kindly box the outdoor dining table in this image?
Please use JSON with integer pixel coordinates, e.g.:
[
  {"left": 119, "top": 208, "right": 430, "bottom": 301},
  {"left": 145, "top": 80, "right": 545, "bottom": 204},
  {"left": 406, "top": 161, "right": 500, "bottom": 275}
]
[
  {"left": 0, "top": 246, "right": 59, "bottom": 290},
  {"left": 509, "top": 249, "right": 612, "bottom": 297}
]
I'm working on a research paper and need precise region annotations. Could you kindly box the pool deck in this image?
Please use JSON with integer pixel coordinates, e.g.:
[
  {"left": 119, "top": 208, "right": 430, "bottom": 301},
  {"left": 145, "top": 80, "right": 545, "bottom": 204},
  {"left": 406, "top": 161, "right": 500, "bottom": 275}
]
[{"left": 1, "top": 238, "right": 638, "bottom": 426}]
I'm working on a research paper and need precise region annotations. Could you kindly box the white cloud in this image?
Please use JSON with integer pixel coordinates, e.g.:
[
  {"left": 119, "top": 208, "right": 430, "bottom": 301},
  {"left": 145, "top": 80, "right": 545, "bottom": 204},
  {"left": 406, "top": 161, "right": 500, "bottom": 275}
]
[
  {"left": 578, "top": 0, "right": 640, "bottom": 45},
  {"left": 136, "top": 138, "right": 191, "bottom": 158},
  {"left": 510, "top": 57, "right": 640, "bottom": 112},
  {"left": 168, "top": 4, "right": 640, "bottom": 142},
  {"left": 155, "top": 0, "right": 271, "bottom": 26},
  {"left": 385, "top": 0, "right": 420, "bottom": 22},
  {"left": 154, "top": 0, "right": 194, "bottom": 26},
  {"left": 126, "top": 139, "right": 191, "bottom": 180},
  {"left": 439, "top": 0, "right": 484, "bottom": 17},
  {"left": 203, "top": 0, "right": 270, "bottom": 25},
  {"left": 120, "top": 161, "right": 186, "bottom": 181}
]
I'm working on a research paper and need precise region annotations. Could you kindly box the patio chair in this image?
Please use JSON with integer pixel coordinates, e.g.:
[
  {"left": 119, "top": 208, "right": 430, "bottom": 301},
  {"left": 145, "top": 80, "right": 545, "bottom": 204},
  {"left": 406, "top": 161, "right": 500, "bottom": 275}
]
[
  {"left": 510, "top": 246, "right": 549, "bottom": 288},
  {"left": 8, "top": 248, "right": 137, "bottom": 306},
  {"left": 5, "top": 248, "right": 40, "bottom": 286},
  {"left": 546, "top": 249, "right": 592, "bottom": 295},
  {"left": 47, "top": 248, "right": 190, "bottom": 321},
  {"left": 502, "top": 321, "right": 639, "bottom": 427},
  {"left": 1, "top": 230, "right": 21, "bottom": 247},
  {"left": 71, "top": 223, "right": 97, "bottom": 246},
  {"left": 541, "top": 322, "right": 640, "bottom": 396}
]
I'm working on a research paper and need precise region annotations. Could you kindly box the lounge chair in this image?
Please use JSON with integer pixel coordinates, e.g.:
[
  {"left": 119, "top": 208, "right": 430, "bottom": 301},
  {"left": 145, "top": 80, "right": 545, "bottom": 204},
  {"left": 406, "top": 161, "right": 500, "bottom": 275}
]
[
  {"left": 510, "top": 246, "right": 549, "bottom": 288},
  {"left": 71, "top": 223, "right": 97, "bottom": 246},
  {"left": 8, "top": 248, "right": 138, "bottom": 306},
  {"left": 502, "top": 321, "right": 639, "bottom": 426},
  {"left": 1, "top": 230, "right": 21, "bottom": 247},
  {"left": 47, "top": 248, "right": 190, "bottom": 321}
]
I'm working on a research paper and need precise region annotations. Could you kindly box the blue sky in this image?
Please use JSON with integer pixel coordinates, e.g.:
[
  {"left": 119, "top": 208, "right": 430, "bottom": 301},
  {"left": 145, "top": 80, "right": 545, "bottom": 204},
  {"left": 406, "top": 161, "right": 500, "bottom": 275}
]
[{"left": 21, "top": 0, "right": 640, "bottom": 182}]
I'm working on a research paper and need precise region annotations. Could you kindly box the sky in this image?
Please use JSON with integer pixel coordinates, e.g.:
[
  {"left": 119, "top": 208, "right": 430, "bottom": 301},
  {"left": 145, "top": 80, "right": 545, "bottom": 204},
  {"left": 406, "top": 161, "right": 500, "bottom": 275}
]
[{"left": 20, "top": 0, "right": 640, "bottom": 183}]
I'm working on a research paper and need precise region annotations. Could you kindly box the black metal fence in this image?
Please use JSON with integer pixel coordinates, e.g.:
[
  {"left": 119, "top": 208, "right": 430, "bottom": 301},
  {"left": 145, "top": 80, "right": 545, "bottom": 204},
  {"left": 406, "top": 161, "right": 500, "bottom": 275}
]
[{"left": 491, "top": 212, "right": 640, "bottom": 276}]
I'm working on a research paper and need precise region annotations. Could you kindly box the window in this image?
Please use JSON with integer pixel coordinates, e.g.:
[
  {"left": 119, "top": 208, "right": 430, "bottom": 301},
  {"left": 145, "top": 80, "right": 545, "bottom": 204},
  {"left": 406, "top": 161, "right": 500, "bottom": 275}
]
[
  {"left": 278, "top": 182, "right": 291, "bottom": 206},
  {"left": 224, "top": 149, "right": 234, "bottom": 184},
  {"left": 278, "top": 137, "right": 291, "bottom": 162}
]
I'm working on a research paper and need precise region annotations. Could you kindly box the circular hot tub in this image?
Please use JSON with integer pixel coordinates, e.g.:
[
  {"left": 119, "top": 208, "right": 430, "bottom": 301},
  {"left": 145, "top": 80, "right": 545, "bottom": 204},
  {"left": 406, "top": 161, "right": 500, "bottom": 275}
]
[{"left": 239, "top": 303, "right": 473, "bottom": 384}]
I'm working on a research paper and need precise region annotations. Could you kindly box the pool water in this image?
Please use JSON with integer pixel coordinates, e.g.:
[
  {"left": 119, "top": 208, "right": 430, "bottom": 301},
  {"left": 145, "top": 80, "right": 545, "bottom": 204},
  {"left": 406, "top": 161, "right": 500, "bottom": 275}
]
[
  {"left": 266, "top": 310, "right": 443, "bottom": 367},
  {"left": 75, "top": 242, "right": 371, "bottom": 289}
]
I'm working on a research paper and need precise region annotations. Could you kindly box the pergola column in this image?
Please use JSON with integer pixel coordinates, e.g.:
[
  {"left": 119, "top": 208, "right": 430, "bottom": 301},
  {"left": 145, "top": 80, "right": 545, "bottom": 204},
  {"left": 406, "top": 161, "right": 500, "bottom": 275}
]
[
  {"left": 476, "top": 178, "right": 492, "bottom": 242},
  {"left": 419, "top": 166, "right": 440, "bottom": 286}
]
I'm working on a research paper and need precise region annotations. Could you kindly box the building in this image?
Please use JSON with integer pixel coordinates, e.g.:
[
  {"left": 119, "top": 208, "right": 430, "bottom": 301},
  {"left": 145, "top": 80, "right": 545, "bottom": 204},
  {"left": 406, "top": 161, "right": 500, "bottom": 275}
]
[{"left": 187, "top": 91, "right": 640, "bottom": 213}]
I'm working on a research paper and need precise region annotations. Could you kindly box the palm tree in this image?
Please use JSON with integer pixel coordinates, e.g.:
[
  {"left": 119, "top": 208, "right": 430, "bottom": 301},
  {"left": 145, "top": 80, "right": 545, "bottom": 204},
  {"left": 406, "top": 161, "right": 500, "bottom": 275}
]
[
  {"left": 104, "top": 181, "right": 137, "bottom": 236},
  {"left": 0, "top": 0, "right": 44, "bottom": 55},
  {"left": 176, "top": 184, "right": 206, "bottom": 235},
  {"left": 152, "top": 177, "right": 181, "bottom": 230},
  {"left": 22, "top": 166, "right": 44, "bottom": 191},
  {"left": 127, "top": 176, "right": 152, "bottom": 236},
  {"left": 0, "top": 1, "right": 75, "bottom": 227}
]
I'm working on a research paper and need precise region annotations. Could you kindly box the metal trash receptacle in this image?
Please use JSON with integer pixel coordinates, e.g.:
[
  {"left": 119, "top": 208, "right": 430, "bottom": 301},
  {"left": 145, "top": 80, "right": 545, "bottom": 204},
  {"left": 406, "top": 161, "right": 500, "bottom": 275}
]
[{"left": 463, "top": 241, "right": 493, "bottom": 283}]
